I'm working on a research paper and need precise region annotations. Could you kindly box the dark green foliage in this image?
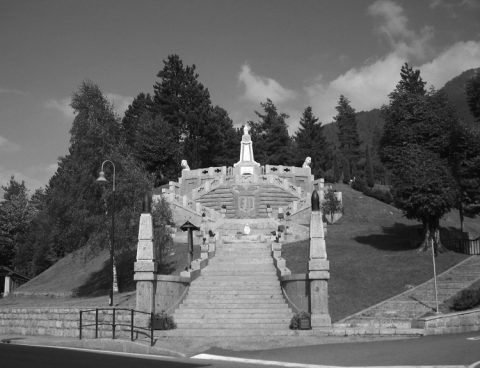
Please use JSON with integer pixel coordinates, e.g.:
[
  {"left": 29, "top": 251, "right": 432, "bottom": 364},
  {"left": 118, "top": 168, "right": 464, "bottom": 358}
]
[
  {"left": 342, "top": 158, "right": 351, "bottom": 184},
  {"left": 151, "top": 311, "right": 176, "bottom": 330},
  {"left": 122, "top": 93, "right": 153, "bottom": 147},
  {"left": 293, "top": 107, "right": 331, "bottom": 177},
  {"left": 249, "top": 99, "right": 292, "bottom": 165},
  {"left": 396, "top": 63, "right": 426, "bottom": 95},
  {"left": 289, "top": 311, "right": 311, "bottom": 330},
  {"left": 365, "top": 145, "right": 375, "bottom": 187},
  {"left": 452, "top": 288, "right": 480, "bottom": 311},
  {"left": 334, "top": 95, "right": 361, "bottom": 179},
  {"left": 332, "top": 154, "right": 341, "bottom": 183},
  {"left": 152, "top": 196, "right": 174, "bottom": 273},
  {"left": 466, "top": 70, "right": 480, "bottom": 122},
  {"left": 0, "top": 177, "right": 37, "bottom": 269},
  {"left": 321, "top": 188, "right": 343, "bottom": 223}
]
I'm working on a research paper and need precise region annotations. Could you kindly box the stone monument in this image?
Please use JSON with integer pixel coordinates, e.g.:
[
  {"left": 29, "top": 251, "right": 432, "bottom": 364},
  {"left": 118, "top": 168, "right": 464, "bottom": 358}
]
[
  {"left": 233, "top": 123, "right": 261, "bottom": 176},
  {"left": 308, "top": 190, "right": 331, "bottom": 329}
]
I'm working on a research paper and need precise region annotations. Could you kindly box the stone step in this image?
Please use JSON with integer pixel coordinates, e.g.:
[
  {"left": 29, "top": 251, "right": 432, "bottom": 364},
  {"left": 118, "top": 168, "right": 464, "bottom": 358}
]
[
  {"left": 157, "top": 328, "right": 294, "bottom": 337},
  {"left": 187, "top": 289, "right": 284, "bottom": 296},
  {"left": 182, "top": 296, "right": 286, "bottom": 303},
  {"left": 176, "top": 322, "right": 289, "bottom": 329},
  {"left": 178, "top": 303, "right": 291, "bottom": 309},
  {"left": 174, "top": 309, "right": 292, "bottom": 317},
  {"left": 339, "top": 318, "right": 412, "bottom": 329},
  {"left": 174, "top": 317, "right": 291, "bottom": 324}
]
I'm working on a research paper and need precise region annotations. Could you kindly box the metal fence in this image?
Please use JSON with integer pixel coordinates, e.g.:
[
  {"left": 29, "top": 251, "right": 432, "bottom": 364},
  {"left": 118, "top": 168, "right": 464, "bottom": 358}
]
[
  {"left": 79, "top": 308, "right": 154, "bottom": 346},
  {"left": 444, "top": 237, "right": 480, "bottom": 255}
]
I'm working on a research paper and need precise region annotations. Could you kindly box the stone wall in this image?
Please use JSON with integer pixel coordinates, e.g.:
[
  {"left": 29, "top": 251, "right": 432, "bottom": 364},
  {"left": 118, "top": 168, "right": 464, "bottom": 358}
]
[
  {"left": 155, "top": 275, "right": 190, "bottom": 313},
  {"left": 412, "top": 308, "right": 480, "bottom": 334},
  {"left": 281, "top": 274, "right": 310, "bottom": 313}
]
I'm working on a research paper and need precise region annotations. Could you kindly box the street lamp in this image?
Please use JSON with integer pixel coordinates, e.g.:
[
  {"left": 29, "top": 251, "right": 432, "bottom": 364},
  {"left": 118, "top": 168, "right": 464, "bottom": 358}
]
[{"left": 96, "top": 160, "right": 116, "bottom": 307}]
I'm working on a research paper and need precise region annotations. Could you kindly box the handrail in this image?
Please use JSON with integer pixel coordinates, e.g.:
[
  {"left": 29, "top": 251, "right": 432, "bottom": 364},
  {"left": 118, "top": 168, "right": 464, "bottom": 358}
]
[{"left": 79, "top": 308, "right": 154, "bottom": 346}]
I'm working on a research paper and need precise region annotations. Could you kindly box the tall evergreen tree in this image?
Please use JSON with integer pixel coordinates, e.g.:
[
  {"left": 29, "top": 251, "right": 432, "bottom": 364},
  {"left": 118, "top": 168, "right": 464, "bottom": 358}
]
[
  {"left": 293, "top": 107, "right": 330, "bottom": 177},
  {"left": 466, "top": 70, "right": 480, "bottom": 123},
  {"left": 249, "top": 99, "right": 292, "bottom": 165},
  {"left": 334, "top": 95, "right": 360, "bottom": 179},
  {"left": 365, "top": 145, "right": 375, "bottom": 188},
  {"left": 122, "top": 93, "right": 153, "bottom": 147},
  {"left": 380, "top": 64, "right": 459, "bottom": 252}
]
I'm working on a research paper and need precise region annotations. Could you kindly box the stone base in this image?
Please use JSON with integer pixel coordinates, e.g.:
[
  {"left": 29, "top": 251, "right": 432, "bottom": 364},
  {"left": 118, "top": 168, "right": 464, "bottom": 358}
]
[{"left": 311, "top": 313, "right": 331, "bottom": 328}]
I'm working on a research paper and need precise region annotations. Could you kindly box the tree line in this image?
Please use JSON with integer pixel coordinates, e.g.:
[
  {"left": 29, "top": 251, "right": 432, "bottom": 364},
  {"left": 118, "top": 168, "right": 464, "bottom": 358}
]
[{"left": 1, "top": 56, "right": 479, "bottom": 277}]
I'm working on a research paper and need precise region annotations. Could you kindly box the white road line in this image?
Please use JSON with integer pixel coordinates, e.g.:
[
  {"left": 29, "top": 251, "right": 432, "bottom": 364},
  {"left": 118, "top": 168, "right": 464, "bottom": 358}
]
[
  {"left": 192, "top": 353, "right": 468, "bottom": 368},
  {"left": 468, "top": 360, "right": 480, "bottom": 368}
]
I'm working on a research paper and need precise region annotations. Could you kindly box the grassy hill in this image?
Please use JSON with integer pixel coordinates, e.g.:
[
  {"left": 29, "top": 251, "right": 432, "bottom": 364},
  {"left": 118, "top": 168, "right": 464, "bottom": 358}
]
[{"left": 283, "top": 183, "right": 479, "bottom": 322}]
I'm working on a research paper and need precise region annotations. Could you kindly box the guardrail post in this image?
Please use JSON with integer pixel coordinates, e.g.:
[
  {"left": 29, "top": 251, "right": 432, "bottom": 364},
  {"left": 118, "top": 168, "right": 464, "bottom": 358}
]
[
  {"left": 112, "top": 308, "right": 116, "bottom": 340},
  {"left": 79, "top": 311, "right": 82, "bottom": 340},
  {"left": 95, "top": 309, "right": 98, "bottom": 338},
  {"left": 130, "top": 310, "right": 134, "bottom": 341},
  {"left": 151, "top": 312, "right": 154, "bottom": 346}
]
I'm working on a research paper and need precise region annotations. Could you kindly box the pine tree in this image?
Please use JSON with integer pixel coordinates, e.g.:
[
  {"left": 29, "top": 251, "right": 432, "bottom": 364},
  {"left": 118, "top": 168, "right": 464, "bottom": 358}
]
[
  {"left": 466, "top": 70, "right": 480, "bottom": 123},
  {"left": 334, "top": 95, "right": 360, "bottom": 180},
  {"left": 249, "top": 99, "right": 292, "bottom": 165},
  {"left": 365, "top": 145, "right": 375, "bottom": 188},
  {"left": 293, "top": 107, "right": 330, "bottom": 177},
  {"left": 380, "top": 65, "right": 459, "bottom": 252},
  {"left": 122, "top": 92, "right": 153, "bottom": 147}
]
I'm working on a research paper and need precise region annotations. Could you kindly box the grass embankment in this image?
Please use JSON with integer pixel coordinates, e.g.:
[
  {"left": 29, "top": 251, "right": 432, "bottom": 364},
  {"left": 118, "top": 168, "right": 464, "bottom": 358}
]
[{"left": 283, "top": 184, "right": 478, "bottom": 322}]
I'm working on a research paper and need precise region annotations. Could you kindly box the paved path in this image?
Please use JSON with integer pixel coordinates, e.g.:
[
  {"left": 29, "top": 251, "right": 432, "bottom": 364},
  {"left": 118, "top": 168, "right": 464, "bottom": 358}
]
[{"left": 339, "top": 256, "right": 480, "bottom": 329}]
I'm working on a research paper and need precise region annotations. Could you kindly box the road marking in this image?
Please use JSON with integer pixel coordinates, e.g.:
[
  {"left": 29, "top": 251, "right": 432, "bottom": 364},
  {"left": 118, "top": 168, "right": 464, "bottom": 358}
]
[
  {"left": 469, "top": 360, "right": 480, "bottom": 368},
  {"left": 192, "top": 353, "right": 467, "bottom": 368}
]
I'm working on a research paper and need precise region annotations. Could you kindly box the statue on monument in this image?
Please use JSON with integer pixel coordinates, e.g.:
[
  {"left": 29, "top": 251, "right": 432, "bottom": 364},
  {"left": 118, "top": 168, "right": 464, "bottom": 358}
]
[
  {"left": 181, "top": 159, "right": 190, "bottom": 171},
  {"left": 302, "top": 156, "right": 312, "bottom": 168},
  {"left": 243, "top": 123, "right": 250, "bottom": 136}
]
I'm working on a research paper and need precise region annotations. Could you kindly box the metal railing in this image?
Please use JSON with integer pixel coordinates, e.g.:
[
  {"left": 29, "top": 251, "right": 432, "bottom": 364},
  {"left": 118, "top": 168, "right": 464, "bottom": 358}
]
[{"left": 79, "top": 308, "right": 154, "bottom": 346}]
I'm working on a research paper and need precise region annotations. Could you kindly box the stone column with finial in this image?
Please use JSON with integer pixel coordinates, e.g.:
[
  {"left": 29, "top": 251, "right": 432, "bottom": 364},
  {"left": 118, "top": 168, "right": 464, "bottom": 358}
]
[
  {"left": 134, "top": 193, "right": 157, "bottom": 314},
  {"left": 308, "top": 189, "right": 331, "bottom": 331}
]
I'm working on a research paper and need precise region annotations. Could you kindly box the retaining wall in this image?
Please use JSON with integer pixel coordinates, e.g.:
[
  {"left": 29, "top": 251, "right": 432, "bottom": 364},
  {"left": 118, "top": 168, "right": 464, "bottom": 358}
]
[{"left": 413, "top": 308, "right": 480, "bottom": 335}]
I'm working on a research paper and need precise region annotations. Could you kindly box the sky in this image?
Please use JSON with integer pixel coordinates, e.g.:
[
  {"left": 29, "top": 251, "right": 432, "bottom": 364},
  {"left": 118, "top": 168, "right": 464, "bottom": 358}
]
[{"left": 1, "top": 0, "right": 479, "bottom": 191}]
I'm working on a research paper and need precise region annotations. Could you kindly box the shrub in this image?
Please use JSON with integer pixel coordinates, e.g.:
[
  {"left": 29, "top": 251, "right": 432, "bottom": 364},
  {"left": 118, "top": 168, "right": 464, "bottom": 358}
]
[
  {"left": 150, "top": 311, "right": 176, "bottom": 330},
  {"left": 289, "top": 311, "right": 311, "bottom": 330},
  {"left": 452, "top": 289, "right": 480, "bottom": 311}
]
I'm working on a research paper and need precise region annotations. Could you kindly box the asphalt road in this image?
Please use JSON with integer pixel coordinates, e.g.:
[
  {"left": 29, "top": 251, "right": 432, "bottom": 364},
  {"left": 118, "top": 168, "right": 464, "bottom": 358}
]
[
  {"left": 0, "top": 343, "right": 275, "bottom": 368},
  {"left": 202, "top": 331, "right": 480, "bottom": 367}
]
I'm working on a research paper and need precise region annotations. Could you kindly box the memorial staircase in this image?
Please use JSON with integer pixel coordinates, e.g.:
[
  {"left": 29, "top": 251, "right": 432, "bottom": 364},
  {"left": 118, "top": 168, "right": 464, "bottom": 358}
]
[{"left": 161, "top": 236, "right": 294, "bottom": 337}]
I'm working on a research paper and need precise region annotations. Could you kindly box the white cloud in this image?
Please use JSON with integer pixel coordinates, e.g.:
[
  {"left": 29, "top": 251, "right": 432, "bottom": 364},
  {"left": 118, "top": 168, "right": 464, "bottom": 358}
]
[
  {"left": 420, "top": 41, "right": 480, "bottom": 88},
  {"left": 368, "top": 0, "right": 434, "bottom": 59},
  {"left": 306, "top": 40, "right": 480, "bottom": 124},
  {"left": 106, "top": 93, "right": 134, "bottom": 116},
  {"left": 429, "top": 0, "right": 480, "bottom": 9},
  {"left": 45, "top": 97, "right": 75, "bottom": 119},
  {"left": 0, "top": 135, "right": 21, "bottom": 153},
  {"left": 238, "top": 64, "right": 297, "bottom": 104}
]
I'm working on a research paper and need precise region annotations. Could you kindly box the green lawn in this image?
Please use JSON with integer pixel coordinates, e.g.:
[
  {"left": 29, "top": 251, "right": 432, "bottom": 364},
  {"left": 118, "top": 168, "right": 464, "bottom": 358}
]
[{"left": 283, "top": 184, "right": 475, "bottom": 322}]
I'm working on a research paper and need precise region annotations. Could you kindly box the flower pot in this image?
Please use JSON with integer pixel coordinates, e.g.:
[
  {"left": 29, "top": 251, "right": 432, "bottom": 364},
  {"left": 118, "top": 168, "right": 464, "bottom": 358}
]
[{"left": 299, "top": 317, "right": 311, "bottom": 330}]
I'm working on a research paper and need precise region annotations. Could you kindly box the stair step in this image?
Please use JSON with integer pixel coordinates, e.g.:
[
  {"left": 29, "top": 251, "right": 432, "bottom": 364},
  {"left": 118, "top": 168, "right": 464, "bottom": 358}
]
[
  {"left": 174, "top": 310, "right": 293, "bottom": 317},
  {"left": 176, "top": 322, "right": 289, "bottom": 329},
  {"left": 187, "top": 290, "right": 284, "bottom": 296},
  {"left": 179, "top": 302, "right": 290, "bottom": 308},
  {"left": 157, "top": 328, "right": 295, "bottom": 337}
]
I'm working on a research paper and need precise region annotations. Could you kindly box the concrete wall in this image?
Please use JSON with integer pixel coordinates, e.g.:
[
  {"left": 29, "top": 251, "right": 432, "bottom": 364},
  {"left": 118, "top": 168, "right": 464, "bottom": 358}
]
[
  {"left": 413, "top": 308, "right": 480, "bottom": 335},
  {"left": 154, "top": 275, "right": 190, "bottom": 314},
  {"left": 281, "top": 274, "right": 310, "bottom": 313}
]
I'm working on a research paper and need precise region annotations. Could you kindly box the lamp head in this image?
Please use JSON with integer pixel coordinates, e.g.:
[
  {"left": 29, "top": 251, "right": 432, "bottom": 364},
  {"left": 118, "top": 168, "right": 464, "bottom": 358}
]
[{"left": 96, "top": 171, "right": 108, "bottom": 184}]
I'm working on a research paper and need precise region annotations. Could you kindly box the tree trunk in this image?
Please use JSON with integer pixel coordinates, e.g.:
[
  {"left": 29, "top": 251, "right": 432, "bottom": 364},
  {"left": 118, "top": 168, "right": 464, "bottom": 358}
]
[{"left": 418, "top": 219, "right": 447, "bottom": 254}]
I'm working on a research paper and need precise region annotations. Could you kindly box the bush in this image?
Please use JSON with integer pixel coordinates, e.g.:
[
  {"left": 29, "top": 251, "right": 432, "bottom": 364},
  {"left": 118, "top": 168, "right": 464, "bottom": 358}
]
[
  {"left": 289, "top": 311, "right": 311, "bottom": 330},
  {"left": 150, "top": 311, "right": 176, "bottom": 330},
  {"left": 452, "top": 289, "right": 480, "bottom": 311}
]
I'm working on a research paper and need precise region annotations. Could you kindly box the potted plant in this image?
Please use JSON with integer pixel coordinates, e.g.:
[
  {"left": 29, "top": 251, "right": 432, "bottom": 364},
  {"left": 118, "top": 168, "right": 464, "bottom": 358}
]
[
  {"left": 289, "top": 311, "right": 311, "bottom": 330},
  {"left": 150, "top": 311, "right": 176, "bottom": 330}
]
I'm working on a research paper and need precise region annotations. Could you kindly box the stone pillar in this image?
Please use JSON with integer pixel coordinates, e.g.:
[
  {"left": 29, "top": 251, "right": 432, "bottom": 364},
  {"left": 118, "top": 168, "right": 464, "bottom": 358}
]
[
  {"left": 134, "top": 197, "right": 157, "bottom": 314},
  {"left": 4, "top": 275, "right": 11, "bottom": 296},
  {"left": 308, "top": 190, "right": 331, "bottom": 330}
]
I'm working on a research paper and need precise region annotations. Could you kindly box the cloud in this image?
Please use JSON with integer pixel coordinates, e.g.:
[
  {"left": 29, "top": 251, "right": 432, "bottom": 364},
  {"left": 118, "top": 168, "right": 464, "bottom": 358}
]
[
  {"left": 420, "top": 41, "right": 480, "bottom": 88},
  {"left": 0, "top": 163, "right": 59, "bottom": 192},
  {"left": 0, "top": 87, "right": 28, "bottom": 96},
  {"left": 238, "top": 64, "right": 297, "bottom": 104},
  {"left": 306, "top": 40, "right": 480, "bottom": 124},
  {"left": 106, "top": 93, "right": 133, "bottom": 116},
  {"left": 45, "top": 97, "right": 75, "bottom": 119},
  {"left": 0, "top": 135, "right": 21, "bottom": 153},
  {"left": 368, "top": 0, "right": 434, "bottom": 59}
]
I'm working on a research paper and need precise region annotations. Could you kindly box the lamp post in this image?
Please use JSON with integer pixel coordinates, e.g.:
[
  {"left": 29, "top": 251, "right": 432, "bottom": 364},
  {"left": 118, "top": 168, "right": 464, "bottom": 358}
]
[{"left": 96, "top": 160, "right": 116, "bottom": 307}]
